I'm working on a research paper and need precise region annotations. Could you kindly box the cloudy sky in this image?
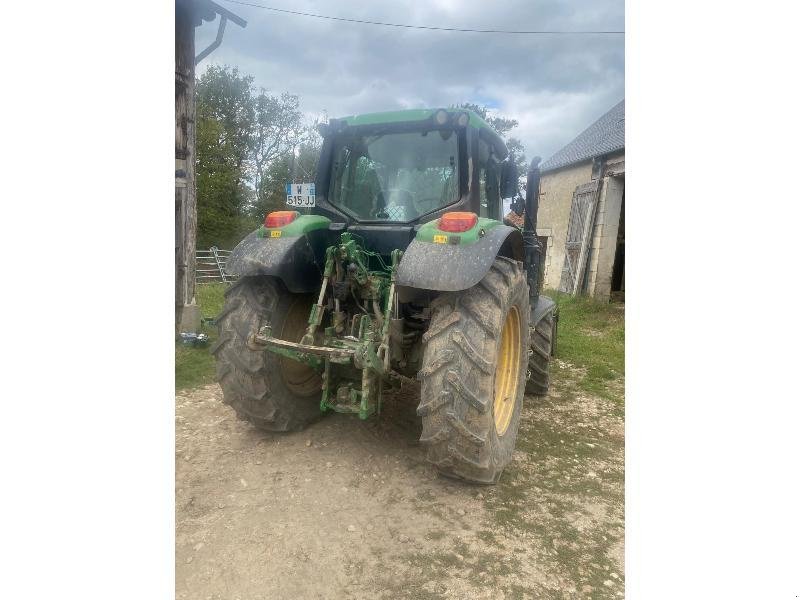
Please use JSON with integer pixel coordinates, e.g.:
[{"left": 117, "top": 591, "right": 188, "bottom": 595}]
[{"left": 196, "top": 0, "right": 624, "bottom": 161}]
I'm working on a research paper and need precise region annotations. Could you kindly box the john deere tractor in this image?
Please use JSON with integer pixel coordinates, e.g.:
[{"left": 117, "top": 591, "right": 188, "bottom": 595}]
[{"left": 213, "top": 108, "right": 557, "bottom": 484}]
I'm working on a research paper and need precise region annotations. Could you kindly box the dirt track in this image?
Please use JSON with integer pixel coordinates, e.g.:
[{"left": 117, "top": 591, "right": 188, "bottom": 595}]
[{"left": 176, "top": 366, "right": 624, "bottom": 599}]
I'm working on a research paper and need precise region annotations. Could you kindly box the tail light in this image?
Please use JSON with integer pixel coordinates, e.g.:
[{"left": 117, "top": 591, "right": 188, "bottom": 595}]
[
  {"left": 438, "top": 211, "right": 478, "bottom": 233},
  {"left": 264, "top": 210, "right": 299, "bottom": 228}
]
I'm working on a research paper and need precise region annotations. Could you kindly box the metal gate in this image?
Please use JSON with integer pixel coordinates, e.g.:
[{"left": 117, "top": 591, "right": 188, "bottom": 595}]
[
  {"left": 559, "top": 181, "right": 600, "bottom": 294},
  {"left": 195, "top": 246, "right": 235, "bottom": 284}
]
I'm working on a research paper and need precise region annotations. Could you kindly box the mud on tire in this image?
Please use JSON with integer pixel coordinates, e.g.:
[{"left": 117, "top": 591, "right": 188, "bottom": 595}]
[
  {"left": 525, "top": 309, "right": 556, "bottom": 396},
  {"left": 417, "top": 257, "right": 530, "bottom": 484},
  {"left": 211, "top": 277, "right": 322, "bottom": 432}
]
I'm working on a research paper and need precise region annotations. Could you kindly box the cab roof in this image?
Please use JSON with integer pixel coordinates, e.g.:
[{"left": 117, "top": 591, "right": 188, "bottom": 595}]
[
  {"left": 335, "top": 108, "right": 508, "bottom": 160},
  {"left": 339, "top": 108, "right": 496, "bottom": 134}
]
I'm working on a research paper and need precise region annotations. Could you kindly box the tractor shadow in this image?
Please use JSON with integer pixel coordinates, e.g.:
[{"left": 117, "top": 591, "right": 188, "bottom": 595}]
[
  {"left": 308, "top": 380, "right": 428, "bottom": 468},
  {"left": 228, "top": 379, "right": 510, "bottom": 503},
  {"left": 231, "top": 379, "right": 434, "bottom": 479}
]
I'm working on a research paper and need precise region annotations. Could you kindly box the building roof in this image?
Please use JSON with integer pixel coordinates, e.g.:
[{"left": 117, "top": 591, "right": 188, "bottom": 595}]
[{"left": 540, "top": 99, "right": 625, "bottom": 172}]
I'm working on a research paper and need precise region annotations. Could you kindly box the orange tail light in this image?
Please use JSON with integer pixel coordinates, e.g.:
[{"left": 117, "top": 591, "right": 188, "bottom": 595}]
[
  {"left": 264, "top": 210, "right": 299, "bottom": 228},
  {"left": 438, "top": 211, "right": 478, "bottom": 233}
]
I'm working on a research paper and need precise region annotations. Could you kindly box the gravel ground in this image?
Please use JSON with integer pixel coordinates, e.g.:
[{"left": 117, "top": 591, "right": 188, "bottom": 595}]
[{"left": 176, "top": 365, "right": 624, "bottom": 599}]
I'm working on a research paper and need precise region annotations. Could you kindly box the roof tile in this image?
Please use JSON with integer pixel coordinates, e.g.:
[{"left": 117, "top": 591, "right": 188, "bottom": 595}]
[{"left": 541, "top": 99, "right": 625, "bottom": 172}]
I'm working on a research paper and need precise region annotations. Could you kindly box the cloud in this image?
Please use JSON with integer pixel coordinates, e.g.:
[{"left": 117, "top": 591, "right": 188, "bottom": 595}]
[{"left": 195, "top": 0, "right": 624, "bottom": 160}]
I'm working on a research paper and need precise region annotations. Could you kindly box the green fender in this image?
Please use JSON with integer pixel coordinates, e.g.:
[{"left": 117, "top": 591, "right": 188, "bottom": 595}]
[
  {"left": 225, "top": 215, "right": 331, "bottom": 293},
  {"left": 395, "top": 223, "right": 523, "bottom": 292}
]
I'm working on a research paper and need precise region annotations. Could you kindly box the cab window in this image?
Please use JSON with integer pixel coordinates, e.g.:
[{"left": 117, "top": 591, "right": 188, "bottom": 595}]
[{"left": 329, "top": 130, "right": 460, "bottom": 222}]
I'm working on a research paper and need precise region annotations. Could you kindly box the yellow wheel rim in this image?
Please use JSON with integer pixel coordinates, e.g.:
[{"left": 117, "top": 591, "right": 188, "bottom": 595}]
[
  {"left": 279, "top": 298, "right": 322, "bottom": 397},
  {"left": 493, "top": 306, "right": 521, "bottom": 436}
]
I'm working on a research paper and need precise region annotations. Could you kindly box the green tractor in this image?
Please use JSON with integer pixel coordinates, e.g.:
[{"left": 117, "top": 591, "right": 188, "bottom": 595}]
[{"left": 213, "top": 108, "right": 557, "bottom": 484}]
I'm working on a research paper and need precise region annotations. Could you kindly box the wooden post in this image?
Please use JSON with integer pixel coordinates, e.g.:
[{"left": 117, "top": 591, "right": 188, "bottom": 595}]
[
  {"left": 175, "top": 1, "right": 200, "bottom": 333},
  {"left": 174, "top": 0, "right": 245, "bottom": 332}
]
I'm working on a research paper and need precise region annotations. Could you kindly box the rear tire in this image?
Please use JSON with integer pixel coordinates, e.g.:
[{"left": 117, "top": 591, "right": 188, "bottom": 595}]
[
  {"left": 417, "top": 257, "right": 530, "bottom": 484},
  {"left": 211, "top": 277, "right": 322, "bottom": 432},
  {"left": 525, "top": 309, "right": 556, "bottom": 396}
]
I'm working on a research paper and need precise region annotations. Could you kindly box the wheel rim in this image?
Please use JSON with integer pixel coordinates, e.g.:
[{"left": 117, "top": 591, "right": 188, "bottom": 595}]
[
  {"left": 278, "top": 298, "right": 322, "bottom": 397},
  {"left": 493, "top": 306, "right": 521, "bottom": 436}
]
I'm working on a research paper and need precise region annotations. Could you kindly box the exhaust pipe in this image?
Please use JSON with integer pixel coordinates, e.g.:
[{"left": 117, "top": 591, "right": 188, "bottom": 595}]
[{"left": 523, "top": 157, "right": 542, "bottom": 310}]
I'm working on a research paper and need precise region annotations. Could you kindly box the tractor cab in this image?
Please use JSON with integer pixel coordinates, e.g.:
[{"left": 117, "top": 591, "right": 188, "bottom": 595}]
[{"left": 313, "top": 108, "right": 518, "bottom": 236}]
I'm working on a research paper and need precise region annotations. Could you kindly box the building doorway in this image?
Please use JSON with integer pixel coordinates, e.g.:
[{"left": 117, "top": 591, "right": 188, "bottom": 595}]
[{"left": 611, "top": 189, "right": 625, "bottom": 300}]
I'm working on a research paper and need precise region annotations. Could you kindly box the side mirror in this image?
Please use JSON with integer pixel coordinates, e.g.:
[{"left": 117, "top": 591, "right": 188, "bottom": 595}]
[{"left": 500, "top": 160, "right": 519, "bottom": 199}]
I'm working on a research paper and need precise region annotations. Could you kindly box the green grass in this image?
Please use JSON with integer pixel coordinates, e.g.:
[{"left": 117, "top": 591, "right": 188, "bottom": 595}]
[
  {"left": 475, "top": 292, "right": 625, "bottom": 596},
  {"left": 175, "top": 283, "right": 227, "bottom": 390},
  {"left": 547, "top": 290, "right": 625, "bottom": 403}
]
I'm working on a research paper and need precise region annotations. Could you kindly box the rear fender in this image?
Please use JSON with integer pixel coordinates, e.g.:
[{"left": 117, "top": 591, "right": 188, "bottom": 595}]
[
  {"left": 225, "top": 228, "right": 328, "bottom": 294},
  {"left": 396, "top": 224, "right": 523, "bottom": 295}
]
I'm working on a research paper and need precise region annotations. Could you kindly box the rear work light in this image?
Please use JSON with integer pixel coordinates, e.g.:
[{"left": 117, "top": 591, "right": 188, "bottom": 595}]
[
  {"left": 264, "top": 210, "right": 299, "bottom": 228},
  {"left": 438, "top": 211, "right": 478, "bottom": 233}
]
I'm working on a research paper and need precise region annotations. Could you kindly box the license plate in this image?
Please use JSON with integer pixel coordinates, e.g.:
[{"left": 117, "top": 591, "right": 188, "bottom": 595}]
[{"left": 286, "top": 183, "right": 315, "bottom": 207}]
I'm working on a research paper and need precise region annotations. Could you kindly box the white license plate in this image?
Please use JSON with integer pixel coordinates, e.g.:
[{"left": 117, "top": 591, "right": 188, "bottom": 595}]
[
  {"left": 286, "top": 195, "right": 315, "bottom": 207},
  {"left": 286, "top": 183, "right": 315, "bottom": 207}
]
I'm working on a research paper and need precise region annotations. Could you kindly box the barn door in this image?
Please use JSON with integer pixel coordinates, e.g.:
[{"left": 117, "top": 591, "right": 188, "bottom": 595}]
[{"left": 559, "top": 181, "right": 601, "bottom": 294}]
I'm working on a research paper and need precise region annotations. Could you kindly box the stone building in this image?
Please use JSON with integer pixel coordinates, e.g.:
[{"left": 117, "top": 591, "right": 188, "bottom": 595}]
[{"left": 536, "top": 99, "right": 625, "bottom": 300}]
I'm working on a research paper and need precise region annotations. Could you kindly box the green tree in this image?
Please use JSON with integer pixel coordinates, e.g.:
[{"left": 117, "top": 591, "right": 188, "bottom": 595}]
[
  {"left": 195, "top": 66, "right": 258, "bottom": 248},
  {"left": 252, "top": 91, "right": 305, "bottom": 209},
  {"left": 505, "top": 137, "right": 528, "bottom": 179},
  {"left": 196, "top": 65, "right": 322, "bottom": 246},
  {"left": 254, "top": 130, "right": 322, "bottom": 218}
]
